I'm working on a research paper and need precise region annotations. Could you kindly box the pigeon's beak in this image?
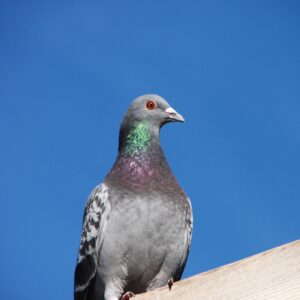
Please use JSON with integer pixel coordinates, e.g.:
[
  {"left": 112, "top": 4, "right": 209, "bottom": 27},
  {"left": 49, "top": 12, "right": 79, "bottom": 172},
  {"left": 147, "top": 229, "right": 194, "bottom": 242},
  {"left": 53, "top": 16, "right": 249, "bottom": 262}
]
[{"left": 165, "top": 107, "right": 185, "bottom": 122}]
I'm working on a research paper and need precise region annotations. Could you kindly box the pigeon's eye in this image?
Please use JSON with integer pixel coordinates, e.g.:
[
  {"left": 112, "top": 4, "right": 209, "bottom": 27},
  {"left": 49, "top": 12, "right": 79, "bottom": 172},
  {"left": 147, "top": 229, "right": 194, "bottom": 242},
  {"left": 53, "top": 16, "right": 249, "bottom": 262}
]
[{"left": 146, "top": 100, "right": 156, "bottom": 110}]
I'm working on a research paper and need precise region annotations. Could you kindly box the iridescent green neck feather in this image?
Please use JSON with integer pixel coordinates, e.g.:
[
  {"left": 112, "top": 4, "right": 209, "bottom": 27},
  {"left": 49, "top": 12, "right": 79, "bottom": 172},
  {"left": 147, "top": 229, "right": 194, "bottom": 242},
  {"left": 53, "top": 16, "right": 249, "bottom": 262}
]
[{"left": 123, "top": 121, "right": 151, "bottom": 156}]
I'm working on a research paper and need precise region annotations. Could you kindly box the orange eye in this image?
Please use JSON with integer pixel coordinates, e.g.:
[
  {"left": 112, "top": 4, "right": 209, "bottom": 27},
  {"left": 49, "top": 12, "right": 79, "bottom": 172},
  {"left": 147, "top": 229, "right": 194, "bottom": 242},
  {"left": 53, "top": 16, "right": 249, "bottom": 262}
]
[{"left": 146, "top": 100, "right": 156, "bottom": 110}]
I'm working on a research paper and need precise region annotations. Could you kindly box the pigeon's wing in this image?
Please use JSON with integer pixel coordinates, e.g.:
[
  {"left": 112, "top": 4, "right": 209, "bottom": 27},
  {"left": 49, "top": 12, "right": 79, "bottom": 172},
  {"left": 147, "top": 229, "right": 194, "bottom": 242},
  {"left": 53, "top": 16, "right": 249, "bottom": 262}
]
[
  {"left": 74, "top": 183, "right": 110, "bottom": 300},
  {"left": 176, "top": 196, "right": 193, "bottom": 281}
]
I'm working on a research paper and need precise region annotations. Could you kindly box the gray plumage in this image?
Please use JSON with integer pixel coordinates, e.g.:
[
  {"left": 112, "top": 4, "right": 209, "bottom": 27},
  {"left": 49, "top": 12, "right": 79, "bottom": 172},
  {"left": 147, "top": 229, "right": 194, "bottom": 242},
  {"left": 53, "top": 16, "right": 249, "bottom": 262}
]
[{"left": 74, "top": 94, "right": 193, "bottom": 300}]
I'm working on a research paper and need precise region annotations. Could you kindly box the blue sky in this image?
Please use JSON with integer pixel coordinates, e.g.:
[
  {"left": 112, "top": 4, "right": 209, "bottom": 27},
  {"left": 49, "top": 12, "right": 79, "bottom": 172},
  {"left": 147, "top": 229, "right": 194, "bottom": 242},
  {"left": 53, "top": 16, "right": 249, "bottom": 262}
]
[{"left": 1, "top": 1, "right": 300, "bottom": 299}]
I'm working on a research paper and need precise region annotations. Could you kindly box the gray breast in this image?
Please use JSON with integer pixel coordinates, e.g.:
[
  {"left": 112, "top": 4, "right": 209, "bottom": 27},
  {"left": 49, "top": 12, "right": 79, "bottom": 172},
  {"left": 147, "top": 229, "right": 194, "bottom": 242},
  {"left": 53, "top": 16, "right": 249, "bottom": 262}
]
[{"left": 97, "top": 184, "right": 189, "bottom": 292}]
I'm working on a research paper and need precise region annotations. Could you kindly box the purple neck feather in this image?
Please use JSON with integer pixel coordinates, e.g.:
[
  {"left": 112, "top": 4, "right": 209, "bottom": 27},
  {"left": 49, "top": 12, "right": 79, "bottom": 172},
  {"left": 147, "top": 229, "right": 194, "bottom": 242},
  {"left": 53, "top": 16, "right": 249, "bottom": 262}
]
[
  {"left": 105, "top": 121, "right": 179, "bottom": 192},
  {"left": 106, "top": 140, "right": 176, "bottom": 191}
]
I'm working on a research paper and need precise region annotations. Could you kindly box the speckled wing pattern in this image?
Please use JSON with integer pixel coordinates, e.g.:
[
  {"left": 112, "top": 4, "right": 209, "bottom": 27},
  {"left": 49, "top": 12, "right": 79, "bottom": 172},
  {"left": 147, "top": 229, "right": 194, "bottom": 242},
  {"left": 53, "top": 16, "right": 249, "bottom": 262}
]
[{"left": 74, "top": 183, "right": 110, "bottom": 300}]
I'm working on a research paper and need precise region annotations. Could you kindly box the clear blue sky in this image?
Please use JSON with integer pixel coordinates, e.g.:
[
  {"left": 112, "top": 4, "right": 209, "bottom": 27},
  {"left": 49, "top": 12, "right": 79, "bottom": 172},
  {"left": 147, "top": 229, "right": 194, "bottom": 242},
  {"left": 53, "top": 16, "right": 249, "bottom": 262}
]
[{"left": 1, "top": 1, "right": 299, "bottom": 299}]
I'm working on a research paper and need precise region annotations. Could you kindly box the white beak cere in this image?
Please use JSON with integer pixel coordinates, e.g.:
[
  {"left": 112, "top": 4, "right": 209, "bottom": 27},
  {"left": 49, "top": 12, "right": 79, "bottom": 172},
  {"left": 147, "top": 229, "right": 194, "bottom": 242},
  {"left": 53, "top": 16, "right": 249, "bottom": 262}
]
[{"left": 165, "top": 107, "right": 185, "bottom": 122}]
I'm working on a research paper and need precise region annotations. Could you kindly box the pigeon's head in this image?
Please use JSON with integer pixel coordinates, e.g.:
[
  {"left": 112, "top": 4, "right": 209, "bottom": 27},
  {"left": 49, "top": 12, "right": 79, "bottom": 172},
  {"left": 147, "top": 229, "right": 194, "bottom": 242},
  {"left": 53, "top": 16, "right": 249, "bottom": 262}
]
[
  {"left": 122, "top": 94, "right": 184, "bottom": 129},
  {"left": 119, "top": 94, "right": 184, "bottom": 155}
]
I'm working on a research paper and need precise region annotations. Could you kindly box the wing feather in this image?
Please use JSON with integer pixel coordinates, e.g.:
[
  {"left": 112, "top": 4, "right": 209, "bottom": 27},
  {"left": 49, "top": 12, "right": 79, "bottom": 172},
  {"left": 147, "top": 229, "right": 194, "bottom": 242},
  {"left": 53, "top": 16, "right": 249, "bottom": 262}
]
[
  {"left": 176, "top": 196, "right": 193, "bottom": 280},
  {"left": 74, "top": 183, "right": 110, "bottom": 300}
]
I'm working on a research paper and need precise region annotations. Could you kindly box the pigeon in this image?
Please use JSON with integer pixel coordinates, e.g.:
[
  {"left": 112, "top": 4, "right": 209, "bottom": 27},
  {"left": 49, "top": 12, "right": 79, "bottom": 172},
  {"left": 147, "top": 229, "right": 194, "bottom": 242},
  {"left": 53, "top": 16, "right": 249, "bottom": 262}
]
[{"left": 74, "top": 94, "right": 193, "bottom": 300}]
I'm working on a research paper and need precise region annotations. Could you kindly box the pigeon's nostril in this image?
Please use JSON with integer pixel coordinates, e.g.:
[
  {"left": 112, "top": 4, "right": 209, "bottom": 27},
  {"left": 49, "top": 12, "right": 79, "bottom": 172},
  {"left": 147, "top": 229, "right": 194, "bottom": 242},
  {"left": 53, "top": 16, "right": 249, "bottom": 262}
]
[{"left": 165, "top": 107, "right": 185, "bottom": 122}]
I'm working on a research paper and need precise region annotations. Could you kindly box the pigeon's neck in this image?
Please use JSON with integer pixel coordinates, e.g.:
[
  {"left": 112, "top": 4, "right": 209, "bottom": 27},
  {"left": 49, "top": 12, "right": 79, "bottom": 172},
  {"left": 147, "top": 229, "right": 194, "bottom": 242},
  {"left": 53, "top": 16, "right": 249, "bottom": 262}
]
[
  {"left": 119, "top": 121, "right": 159, "bottom": 156},
  {"left": 106, "top": 121, "right": 173, "bottom": 190}
]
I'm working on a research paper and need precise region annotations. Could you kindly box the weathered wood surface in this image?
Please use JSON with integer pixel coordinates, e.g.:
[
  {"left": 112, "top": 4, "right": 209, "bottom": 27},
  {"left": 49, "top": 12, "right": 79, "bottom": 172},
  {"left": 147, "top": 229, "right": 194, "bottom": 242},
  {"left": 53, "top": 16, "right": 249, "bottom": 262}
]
[{"left": 136, "top": 240, "right": 300, "bottom": 300}]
